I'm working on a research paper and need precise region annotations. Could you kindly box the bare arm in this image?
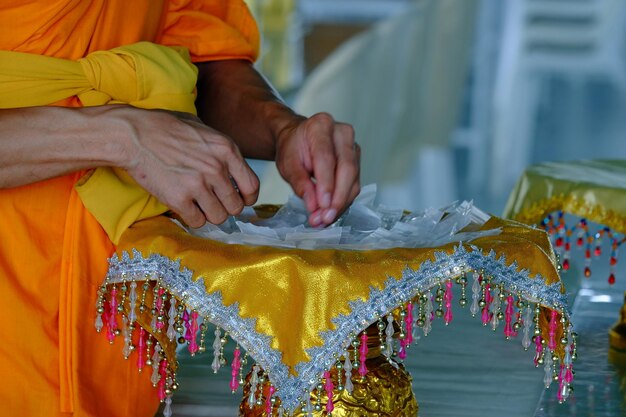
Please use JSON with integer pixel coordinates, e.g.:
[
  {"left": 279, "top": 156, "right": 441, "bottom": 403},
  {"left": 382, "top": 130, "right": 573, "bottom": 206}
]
[
  {"left": 195, "top": 60, "right": 361, "bottom": 226},
  {"left": 0, "top": 104, "right": 259, "bottom": 227},
  {"left": 0, "top": 60, "right": 360, "bottom": 229},
  {"left": 0, "top": 106, "right": 127, "bottom": 188}
]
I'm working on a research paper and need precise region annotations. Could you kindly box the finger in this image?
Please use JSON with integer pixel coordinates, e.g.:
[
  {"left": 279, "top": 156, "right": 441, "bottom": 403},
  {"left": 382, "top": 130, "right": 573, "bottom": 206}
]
[
  {"left": 324, "top": 128, "right": 359, "bottom": 224},
  {"left": 176, "top": 198, "right": 210, "bottom": 228},
  {"left": 308, "top": 113, "right": 338, "bottom": 209},
  {"left": 280, "top": 159, "right": 318, "bottom": 214},
  {"left": 211, "top": 174, "right": 245, "bottom": 216},
  {"left": 194, "top": 189, "right": 229, "bottom": 225},
  {"left": 226, "top": 155, "right": 260, "bottom": 206},
  {"left": 320, "top": 182, "right": 361, "bottom": 225},
  {"left": 308, "top": 208, "right": 325, "bottom": 228}
]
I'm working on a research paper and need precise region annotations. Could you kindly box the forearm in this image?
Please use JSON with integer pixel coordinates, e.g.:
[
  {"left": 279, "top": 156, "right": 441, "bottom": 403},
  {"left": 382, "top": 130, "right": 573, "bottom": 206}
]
[
  {"left": 0, "top": 106, "right": 129, "bottom": 188},
  {"left": 195, "top": 60, "right": 304, "bottom": 160}
]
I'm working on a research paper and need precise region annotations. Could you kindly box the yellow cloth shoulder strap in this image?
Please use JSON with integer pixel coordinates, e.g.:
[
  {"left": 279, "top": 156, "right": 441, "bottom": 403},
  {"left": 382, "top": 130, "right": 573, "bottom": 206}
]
[{"left": 0, "top": 42, "right": 199, "bottom": 242}]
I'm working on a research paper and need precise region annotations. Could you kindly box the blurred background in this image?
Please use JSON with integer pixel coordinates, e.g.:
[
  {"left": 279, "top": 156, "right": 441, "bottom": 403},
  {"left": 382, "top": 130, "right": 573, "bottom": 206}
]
[
  {"left": 163, "top": 1, "right": 626, "bottom": 416},
  {"left": 245, "top": 0, "right": 626, "bottom": 216}
]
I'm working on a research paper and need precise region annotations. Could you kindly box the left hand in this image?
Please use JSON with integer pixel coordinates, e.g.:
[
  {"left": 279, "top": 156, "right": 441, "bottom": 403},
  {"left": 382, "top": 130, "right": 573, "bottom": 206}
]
[{"left": 275, "top": 112, "right": 361, "bottom": 227}]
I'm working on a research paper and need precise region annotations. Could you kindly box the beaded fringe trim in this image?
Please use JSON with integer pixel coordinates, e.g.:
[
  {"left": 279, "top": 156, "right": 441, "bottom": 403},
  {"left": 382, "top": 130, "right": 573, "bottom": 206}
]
[
  {"left": 542, "top": 211, "right": 625, "bottom": 285},
  {"left": 96, "top": 245, "right": 575, "bottom": 415}
]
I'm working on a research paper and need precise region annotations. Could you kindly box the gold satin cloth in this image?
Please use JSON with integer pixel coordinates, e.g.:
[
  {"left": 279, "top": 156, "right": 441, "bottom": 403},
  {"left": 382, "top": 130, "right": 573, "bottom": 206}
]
[
  {"left": 115, "top": 213, "right": 563, "bottom": 375},
  {"left": 503, "top": 159, "right": 626, "bottom": 233}
]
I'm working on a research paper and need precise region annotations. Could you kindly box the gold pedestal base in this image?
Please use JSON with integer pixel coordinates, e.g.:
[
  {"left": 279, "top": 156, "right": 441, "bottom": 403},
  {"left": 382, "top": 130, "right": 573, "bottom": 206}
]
[
  {"left": 238, "top": 323, "right": 418, "bottom": 416},
  {"left": 609, "top": 292, "right": 626, "bottom": 366},
  {"left": 238, "top": 354, "right": 418, "bottom": 417}
]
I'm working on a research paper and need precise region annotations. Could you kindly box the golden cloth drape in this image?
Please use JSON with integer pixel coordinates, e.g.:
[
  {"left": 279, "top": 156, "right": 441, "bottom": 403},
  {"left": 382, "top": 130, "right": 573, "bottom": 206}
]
[
  {"left": 503, "top": 159, "right": 626, "bottom": 233},
  {"left": 103, "top": 213, "right": 571, "bottom": 413}
]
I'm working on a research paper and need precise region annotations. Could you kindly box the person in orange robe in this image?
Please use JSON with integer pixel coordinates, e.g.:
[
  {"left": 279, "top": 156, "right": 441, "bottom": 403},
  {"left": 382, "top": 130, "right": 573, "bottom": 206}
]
[{"left": 0, "top": 1, "right": 361, "bottom": 416}]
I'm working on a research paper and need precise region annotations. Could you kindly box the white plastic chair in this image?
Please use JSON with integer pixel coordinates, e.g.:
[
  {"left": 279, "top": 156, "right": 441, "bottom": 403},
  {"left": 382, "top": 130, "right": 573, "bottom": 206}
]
[{"left": 490, "top": 0, "right": 626, "bottom": 202}]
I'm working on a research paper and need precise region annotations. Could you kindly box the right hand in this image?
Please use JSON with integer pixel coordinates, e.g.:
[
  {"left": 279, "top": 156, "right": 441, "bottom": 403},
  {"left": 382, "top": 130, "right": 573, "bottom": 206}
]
[{"left": 109, "top": 106, "right": 259, "bottom": 228}]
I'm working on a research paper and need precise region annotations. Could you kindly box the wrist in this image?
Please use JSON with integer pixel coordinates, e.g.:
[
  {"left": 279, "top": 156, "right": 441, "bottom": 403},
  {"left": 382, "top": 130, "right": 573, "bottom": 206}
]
[
  {"left": 85, "top": 105, "right": 140, "bottom": 170},
  {"left": 264, "top": 101, "right": 306, "bottom": 159}
]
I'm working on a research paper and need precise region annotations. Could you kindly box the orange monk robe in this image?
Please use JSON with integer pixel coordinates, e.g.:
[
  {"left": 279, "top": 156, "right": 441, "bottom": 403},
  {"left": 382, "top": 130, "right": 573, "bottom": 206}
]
[{"left": 0, "top": 1, "right": 259, "bottom": 416}]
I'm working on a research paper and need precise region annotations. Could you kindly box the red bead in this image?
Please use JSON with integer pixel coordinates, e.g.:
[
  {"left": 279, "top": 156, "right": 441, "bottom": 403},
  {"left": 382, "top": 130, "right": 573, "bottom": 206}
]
[
  {"left": 594, "top": 247, "right": 602, "bottom": 256},
  {"left": 577, "top": 237, "right": 584, "bottom": 246},
  {"left": 565, "top": 242, "right": 571, "bottom": 251},
  {"left": 585, "top": 249, "right": 591, "bottom": 258},
  {"left": 562, "top": 259, "right": 570, "bottom": 271},
  {"left": 610, "top": 257, "right": 618, "bottom": 266},
  {"left": 556, "top": 237, "right": 563, "bottom": 247},
  {"left": 609, "top": 273, "right": 616, "bottom": 285},
  {"left": 584, "top": 267, "right": 591, "bottom": 278}
]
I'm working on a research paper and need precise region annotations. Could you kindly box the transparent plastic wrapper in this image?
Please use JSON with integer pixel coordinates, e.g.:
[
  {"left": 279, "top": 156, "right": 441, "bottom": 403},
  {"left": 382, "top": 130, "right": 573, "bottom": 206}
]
[{"left": 186, "top": 185, "right": 501, "bottom": 250}]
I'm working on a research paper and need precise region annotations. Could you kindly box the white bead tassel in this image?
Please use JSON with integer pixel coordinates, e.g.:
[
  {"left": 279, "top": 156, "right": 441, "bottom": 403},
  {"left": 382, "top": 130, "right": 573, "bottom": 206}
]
[
  {"left": 470, "top": 273, "right": 480, "bottom": 316},
  {"left": 151, "top": 345, "right": 162, "bottom": 386},
  {"left": 166, "top": 297, "right": 177, "bottom": 341},
  {"left": 561, "top": 329, "right": 573, "bottom": 402},
  {"left": 247, "top": 365, "right": 260, "bottom": 409},
  {"left": 163, "top": 397, "right": 173, "bottom": 417},
  {"left": 490, "top": 287, "right": 501, "bottom": 331},
  {"left": 384, "top": 314, "right": 395, "bottom": 358},
  {"left": 522, "top": 305, "right": 533, "bottom": 350},
  {"left": 543, "top": 353, "right": 553, "bottom": 388},
  {"left": 343, "top": 350, "right": 353, "bottom": 394},
  {"left": 128, "top": 281, "right": 137, "bottom": 323},
  {"left": 94, "top": 313, "right": 103, "bottom": 332},
  {"left": 423, "top": 291, "right": 433, "bottom": 336},
  {"left": 212, "top": 327, "right": 222, "bottom": 373}
]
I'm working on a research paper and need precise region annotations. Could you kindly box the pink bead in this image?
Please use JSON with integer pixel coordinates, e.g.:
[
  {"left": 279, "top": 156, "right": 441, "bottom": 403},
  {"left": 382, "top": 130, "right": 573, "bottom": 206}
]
[
  {"left": 405, "top": 303, "right": 414, "bottom": 345},
  {"left": 398, "top": 340, "right": 407, "bottom": 360},
  {"left": 265, "top": 385, "right": 276, "bottom": 415},
  {"left": 108, "top": 288, "right": 119, "bottom": 339},
  {"left": 359, "top": 333, "right": 368, "bottom": 377},
  {"left": 444, "top": 280, "right": 453, "bottom": 325},
  {"left": 188, "top": 311, "right": 199, "bottom": 355},
  {"left": 137, "top": 328, "right": 146, "bottom": 371},
  {"left": 182, "top": 310, "right": 192, "bottom": 342},
  {"left": 548, "top": 310, "right": 558, "bottom": 350},
  {"left": 230, "top": 347, "right": 241, "bottom": 392},
  {"left": 504, "top": 295, "right": 514, "bottom": 338},
  {"left": 109, "top": 287, "right": 118, "bottom": 313},
  {"left": 324, "top": 370, "right": 334, "bottom": 413},
  {"left": 156, "top": 288, "right": 164, "bottom": 311},
  {"left": 104, "top": 299, "right": 116, "bottom": 343},
  {"left": 481, "top": 306, "right": 490, "bottom": 326}
]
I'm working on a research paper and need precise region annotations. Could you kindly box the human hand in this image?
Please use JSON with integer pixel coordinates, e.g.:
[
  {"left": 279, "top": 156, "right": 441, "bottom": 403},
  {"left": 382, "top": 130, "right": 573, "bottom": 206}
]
[
  {"left": 111, "top": 106, "right": 259, "bottom": 227},
  {"left": 275, "top": 112, "right": 361, "bottom": 227}
]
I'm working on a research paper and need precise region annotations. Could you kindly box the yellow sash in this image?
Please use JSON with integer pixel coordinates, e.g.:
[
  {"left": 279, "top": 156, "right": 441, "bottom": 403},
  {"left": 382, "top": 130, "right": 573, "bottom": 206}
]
[{"left": 0, "top": 42, "right": 199, "bottom": 242}]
